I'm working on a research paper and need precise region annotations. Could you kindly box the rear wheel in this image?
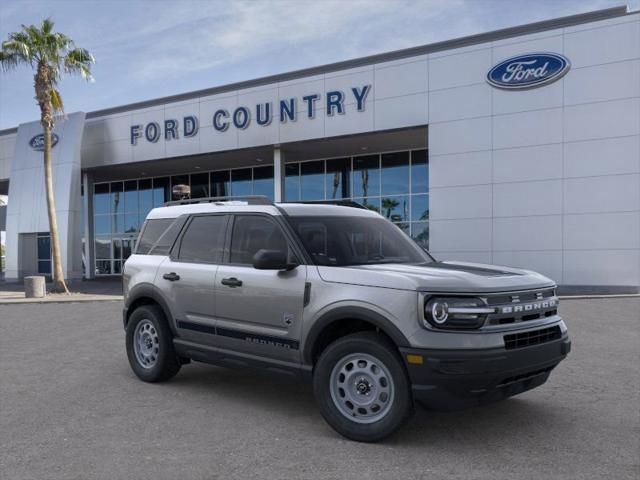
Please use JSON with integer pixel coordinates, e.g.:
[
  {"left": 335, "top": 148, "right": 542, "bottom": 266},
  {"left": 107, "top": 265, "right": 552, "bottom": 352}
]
[
  {"left": 313, "top": 332, "right": 414, "bottom": 442},
  {"left": 126, "top": 305, "right": 181, "bottom": 382}
]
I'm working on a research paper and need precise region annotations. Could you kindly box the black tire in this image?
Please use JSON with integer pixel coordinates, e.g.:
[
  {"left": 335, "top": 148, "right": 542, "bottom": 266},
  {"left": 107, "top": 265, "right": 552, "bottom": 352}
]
[
  {"left": 126, "top": 304, "right": 181, "bottom": 382},
  {"left": 313, "top": 331, "right": 414, "bottom": 442}
]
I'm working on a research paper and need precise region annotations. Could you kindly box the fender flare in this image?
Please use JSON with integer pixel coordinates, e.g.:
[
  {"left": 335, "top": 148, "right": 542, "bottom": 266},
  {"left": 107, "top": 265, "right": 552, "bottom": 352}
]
[
  {"left": 124, "top": 283, "right": 177, "bottom": 335},
  {"left": 302, "top": 306, "right": 411, "bottom": 364}
]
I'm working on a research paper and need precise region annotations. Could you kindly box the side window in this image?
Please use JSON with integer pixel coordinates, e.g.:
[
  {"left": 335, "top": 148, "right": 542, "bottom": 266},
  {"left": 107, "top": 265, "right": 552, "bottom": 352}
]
[
  {"left": 177, "top": 215, "right": 227, "bottom": 263},
  {"left": 229, "top": 215, "right": 289, "bottom": 265},
  {"left": 136, "top": 218, "right": 174, "bottom": 254}
]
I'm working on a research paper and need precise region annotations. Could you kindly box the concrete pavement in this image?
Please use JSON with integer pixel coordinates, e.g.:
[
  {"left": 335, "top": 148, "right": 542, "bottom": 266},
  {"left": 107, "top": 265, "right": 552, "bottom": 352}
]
[{"left": 0, "top": 298, "right": 638, "bottom": 479}]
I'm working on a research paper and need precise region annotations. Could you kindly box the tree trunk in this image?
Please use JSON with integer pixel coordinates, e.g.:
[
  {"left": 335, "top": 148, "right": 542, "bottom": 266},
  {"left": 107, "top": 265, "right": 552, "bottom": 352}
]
[{"left": 43, "top": 122, "right": 69, "bottom": 293}]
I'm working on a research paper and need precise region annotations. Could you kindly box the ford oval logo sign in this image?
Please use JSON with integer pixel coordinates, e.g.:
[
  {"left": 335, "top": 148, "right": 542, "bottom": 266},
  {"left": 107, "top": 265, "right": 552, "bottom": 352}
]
[
  {"left": 29, "top": 133, "right": 59, "bottom": 151},
  {"left": 487, "top": 53, "right": 570, "bottom": 90}
]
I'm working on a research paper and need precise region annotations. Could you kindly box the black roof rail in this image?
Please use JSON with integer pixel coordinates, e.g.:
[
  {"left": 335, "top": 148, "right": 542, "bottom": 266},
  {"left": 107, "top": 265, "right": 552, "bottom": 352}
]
[
  {"left": 163, "top": 195, "right": 274, "bottom": 207},
  {"left": 286, "top": 199, "right": 368, "bottom": 210}
]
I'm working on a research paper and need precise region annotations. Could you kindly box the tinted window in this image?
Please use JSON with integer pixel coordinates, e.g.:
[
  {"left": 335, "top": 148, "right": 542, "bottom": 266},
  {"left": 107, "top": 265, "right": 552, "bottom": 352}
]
[
  {"left": 230, "top": 216, "right": 289, "bottom": 264},
  {"left": 178, "top": 215, "right": 227, "bottom": 263},
  {"left": 290, "top": 215, "right": 431, "bottom": 266},
  {"left": 136, "top": 218, "right": 175, "bottom": 254}
]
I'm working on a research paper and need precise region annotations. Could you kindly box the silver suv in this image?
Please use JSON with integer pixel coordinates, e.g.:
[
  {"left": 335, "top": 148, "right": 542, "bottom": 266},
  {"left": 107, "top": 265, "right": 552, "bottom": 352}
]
[{"left": 123, "top": 196, "right": 570, "bottom": 442}]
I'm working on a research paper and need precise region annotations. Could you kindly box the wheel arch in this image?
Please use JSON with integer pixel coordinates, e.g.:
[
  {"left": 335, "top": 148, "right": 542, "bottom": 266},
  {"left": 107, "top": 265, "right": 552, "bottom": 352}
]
[
  {"left": 303, "top": 306, "right": 410, "bottom": 365},
  {"left": 124, "top": 283, "right": 176, "bottom": 335}
]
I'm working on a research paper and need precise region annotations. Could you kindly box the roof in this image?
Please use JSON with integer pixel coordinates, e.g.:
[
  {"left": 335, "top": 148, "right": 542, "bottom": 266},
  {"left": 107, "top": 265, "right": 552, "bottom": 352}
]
[{"left": 0, "top": 5, "right": 631, "bottom": 136}]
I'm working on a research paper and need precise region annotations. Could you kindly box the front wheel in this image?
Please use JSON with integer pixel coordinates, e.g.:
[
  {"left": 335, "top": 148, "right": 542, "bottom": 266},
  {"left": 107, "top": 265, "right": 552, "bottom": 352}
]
[
  {"left": 125, "top": 305, "right": 181, "bottom": 382},
  {"left": 313, "top": 332, "right": 414, "bottom": 442}
]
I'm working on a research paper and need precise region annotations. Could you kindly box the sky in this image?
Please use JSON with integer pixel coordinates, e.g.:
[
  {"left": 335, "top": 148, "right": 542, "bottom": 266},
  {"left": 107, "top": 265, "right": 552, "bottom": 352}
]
[{"left": 0, "top": 0, "right": 636, "bottom": 130}]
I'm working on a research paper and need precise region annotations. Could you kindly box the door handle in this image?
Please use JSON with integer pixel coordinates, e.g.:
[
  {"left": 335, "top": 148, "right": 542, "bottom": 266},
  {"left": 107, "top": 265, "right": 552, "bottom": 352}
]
[
  {"left": 162, "top": 272, "right": 180, "bottom": 282},
  {"left": 221, "top": 277, "right": 243, "bottom": 287}
]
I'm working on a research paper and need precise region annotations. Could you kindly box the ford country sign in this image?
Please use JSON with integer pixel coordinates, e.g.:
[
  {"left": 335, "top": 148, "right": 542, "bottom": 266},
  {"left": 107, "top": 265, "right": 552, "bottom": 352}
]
[
  {"left": 29, "top": 133, "right": 59, "bottom": 151},
  {"left": 487, "top": 53, "right": 570, "bottom": 90}
]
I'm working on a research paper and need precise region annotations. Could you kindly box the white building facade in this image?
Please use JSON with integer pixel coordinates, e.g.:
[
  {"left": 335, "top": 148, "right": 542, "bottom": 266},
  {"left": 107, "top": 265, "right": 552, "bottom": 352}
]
[{"left": 0, "top": 6, "right": 638, "bottom": 293}]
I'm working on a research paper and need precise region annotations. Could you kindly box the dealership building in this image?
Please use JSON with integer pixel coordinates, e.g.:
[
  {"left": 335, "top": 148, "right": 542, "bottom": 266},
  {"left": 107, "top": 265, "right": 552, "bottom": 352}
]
[{"left": 0, "top": 5, "right": 638, "bottom": 293}]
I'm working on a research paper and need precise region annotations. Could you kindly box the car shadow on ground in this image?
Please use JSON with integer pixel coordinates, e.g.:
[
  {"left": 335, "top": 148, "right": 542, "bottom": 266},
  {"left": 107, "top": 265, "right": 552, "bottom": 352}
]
[{"left": 127, "top": 360, "right": 567, "bottom": 446}]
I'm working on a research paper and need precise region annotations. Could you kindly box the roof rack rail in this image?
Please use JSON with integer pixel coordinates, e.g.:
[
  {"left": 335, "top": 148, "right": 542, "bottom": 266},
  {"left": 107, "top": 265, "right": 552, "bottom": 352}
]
[
  {"left": 287, "top": 199, "right": 368, "bottom": 209},
  {"left": 164, "top": 195, "right": 274, "bottom": 207}
]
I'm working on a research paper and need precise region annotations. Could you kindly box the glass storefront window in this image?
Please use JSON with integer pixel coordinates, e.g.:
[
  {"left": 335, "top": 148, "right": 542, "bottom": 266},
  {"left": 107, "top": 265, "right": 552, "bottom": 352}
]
[
  {"left": 352, "top": 155, "right": 380, "bottom": 199},
  {"left": 326, "top": 158, "right": 350, "bottom": 199},
  {"left": 285, "top": 164, "right": 300, "bottom": 201},
  {"left": 301, "top": 161, "right": 325, "bottom": 200},
  {"left": 124, "top": 180, "right": 138, "bottom": 213},
  {"left": 153, "top": 177, "right": 170, "bottom": 207},
  {"left": 190, "top": 172, "right": 209, "bottom": 198},
  {"left": 411, "top": 222, "right": 429, "bottom": 249},
  {"left": 411, "top": 149, "right": 428, "bottom": 192},
  {"left": 138, "top": 178, "right": 153, "bottom": 222},
  {"left": 253, "top": 166, "right": 274, "bottom": 200},
  {"left": 111, "top": 182, "right": 123, "bottom": 216},
  {"left": 94, "top": 183, "right": 110, "bottom": 214},
  {"left": 231, "top": 168, "right": 252, "bottom": 196},
  {"left": 381, "top": 195, "right": 409, "bottom": 222},
  {"left": 411, "top": 194, "right": 429, "bottom": 221},
  {"left": 381, "top": 152, "right": 410, "bottom": 195},
  {"left": 211, "top": 170, "right": 230, "bottom": 197}
]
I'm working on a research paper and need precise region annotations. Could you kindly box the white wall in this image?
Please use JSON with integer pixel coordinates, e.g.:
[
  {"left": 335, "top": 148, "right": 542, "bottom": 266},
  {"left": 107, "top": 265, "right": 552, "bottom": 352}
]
[
  {"left": 428, "top": 12, "right": 640, "bottom": 289},
  {"left": 0, "top": 133, "right": 16, "bottom": 181}
]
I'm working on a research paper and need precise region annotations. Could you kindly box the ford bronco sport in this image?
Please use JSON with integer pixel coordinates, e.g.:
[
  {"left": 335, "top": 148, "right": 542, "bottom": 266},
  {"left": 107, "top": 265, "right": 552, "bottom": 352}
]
[{"left": 123, "top": 196, "right": 570, "bottom": 442}]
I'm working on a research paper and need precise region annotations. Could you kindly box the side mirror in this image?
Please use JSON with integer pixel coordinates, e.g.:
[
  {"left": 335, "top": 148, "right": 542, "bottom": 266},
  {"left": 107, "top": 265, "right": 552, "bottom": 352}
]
[{"left": 252, "top": 249, "right": 298, "bottom": 271}]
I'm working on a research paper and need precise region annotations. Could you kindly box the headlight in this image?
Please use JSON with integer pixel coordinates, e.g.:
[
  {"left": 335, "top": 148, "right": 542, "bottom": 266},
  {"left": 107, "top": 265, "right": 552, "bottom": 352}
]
[{"left": 424, "top": 297, "right": 494, "bottom": 329}]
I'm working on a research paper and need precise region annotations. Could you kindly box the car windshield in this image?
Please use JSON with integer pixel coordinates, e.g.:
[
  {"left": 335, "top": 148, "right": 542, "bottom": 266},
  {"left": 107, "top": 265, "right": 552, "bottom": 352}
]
[{"left": 288, "top": 215, "right": 433, "bottom": 266}]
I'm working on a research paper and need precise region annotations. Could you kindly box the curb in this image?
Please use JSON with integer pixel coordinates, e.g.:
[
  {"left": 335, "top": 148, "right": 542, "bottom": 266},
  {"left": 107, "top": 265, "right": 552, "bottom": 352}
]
[{"left": 0, "top": 296, "right": 123, "bottom": 305}]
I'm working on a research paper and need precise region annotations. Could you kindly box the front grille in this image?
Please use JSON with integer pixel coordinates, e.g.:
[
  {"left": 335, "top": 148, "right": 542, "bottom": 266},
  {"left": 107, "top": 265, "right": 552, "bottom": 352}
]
[
  {"left": 485, "top": 288, "right": 558, "bottom": 326},
  {"left": 503, "top": 326, "right": 562, "bottom": 350}
]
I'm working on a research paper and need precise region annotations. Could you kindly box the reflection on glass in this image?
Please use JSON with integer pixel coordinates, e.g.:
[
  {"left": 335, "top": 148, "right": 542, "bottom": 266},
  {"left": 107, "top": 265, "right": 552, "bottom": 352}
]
[
  {"left": 95, "top": 237, "right": 110, "bottom": 259},
  {"left": 94, "top": 183, "right": 110, "bottom": 214},
  {"left": 381, "top": 152, "right": 409, "bottom": 195},
  {"left": 138, "top": 179, "right": 153, "bottom": 216},
  {"left": 285, "top": 164, "right": 300, "bottom": 201},
  {"left": 110, "top": 182, "right": 123, "bottom": 217},
  {"left": 112, "top": 214, "right": 124, "bottom": 234},
  {"left": 95, "top": 260, "right": 111, "bottom": 275},
  {"left": 171, "top": 175, "right": 190, "bottom": 200},
  {"left": 411, "top": 194, "right": 429, "bottom": 221},
  {"left": 124, "top": 213, "right": 139, "bottom": 233},
  {"left": 153, "top": 177, "right": 170, "bottom": 207},
  {"left": 113, "top": 238, "right": 122, "bottom": 260},
  {"left": 253, "top": 166, "right": 274, "bottom": 200},
  {"left": 94, "top": 215, "right": 111, "bottom": 235},
  {"left": 326, "top": 158, "right": 350, "bottom": 199},
  {"left": 301, "top": 161, "right": 324, "bottom": 200},
  {"left": 381, "top": 196, "right": 409, "bottom": 222},
  {"left": 211, "top": 170, "right": 230, "bottom": 197},
  {"left": 124, "top": 180, "right": 138, "bottom": 213},
  {"left": 113, "top": 261, "right": 122, "bottom": 275},
  {"left": 231, "top": 168, "right": 252, "bottom": 196},
  {"left": 190, "top": 172, "right": 209, "bottom": 198},
  {"left": 411, "top": 222, "right": 429, "bottom": 249},
  {"left": 352, "top": 155, "right": 380, "bottom": 199},
  {"left": 411, "top": 149, "right": 428, "bottom": 192},
  {"left": 395, "top": 223, "right": 410, "bottom": 236},
  {"left": 353, "top": 197, "right": 380, "bottom": 213},
  {"left": 122, "top": 238, "right": 134, "bottom": 259}
]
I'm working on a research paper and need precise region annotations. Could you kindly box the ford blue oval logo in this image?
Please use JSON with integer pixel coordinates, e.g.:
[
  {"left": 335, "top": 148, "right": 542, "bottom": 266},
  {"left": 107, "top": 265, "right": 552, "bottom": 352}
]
[
  {"left": 29, "top": 133, "right": 59, "bottom": 151},
  {"left": 487, "top": 53, "right": 570, "bottom": 90}
]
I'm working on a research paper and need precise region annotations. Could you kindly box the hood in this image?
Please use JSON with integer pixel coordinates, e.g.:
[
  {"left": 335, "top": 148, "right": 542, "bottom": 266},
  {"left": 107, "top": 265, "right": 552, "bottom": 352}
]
[{"left": 316, "top": 261, "right": 555, "bottom": 293}]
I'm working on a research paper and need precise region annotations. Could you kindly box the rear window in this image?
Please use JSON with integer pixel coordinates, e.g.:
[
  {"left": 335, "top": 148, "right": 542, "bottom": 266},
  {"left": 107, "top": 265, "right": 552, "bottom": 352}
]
[{"left": 136, "top": 218, "right": 183, "bottom": 255}]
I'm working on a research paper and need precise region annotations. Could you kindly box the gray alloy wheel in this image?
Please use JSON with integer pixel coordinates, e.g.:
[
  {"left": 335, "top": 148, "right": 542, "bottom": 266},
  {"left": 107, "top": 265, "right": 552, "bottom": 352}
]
[
  {"left": 133, "top": 319, "right": 160, "bottom": 369},
  {"left": 329, "top": 352, "right": 396, "bottom": 424}
]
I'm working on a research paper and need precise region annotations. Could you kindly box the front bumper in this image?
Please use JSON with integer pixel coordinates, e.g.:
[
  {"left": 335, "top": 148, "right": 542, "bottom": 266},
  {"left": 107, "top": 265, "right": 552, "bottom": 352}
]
[{"left": 400, "top": 334, "right": 571, "bottom": 410}]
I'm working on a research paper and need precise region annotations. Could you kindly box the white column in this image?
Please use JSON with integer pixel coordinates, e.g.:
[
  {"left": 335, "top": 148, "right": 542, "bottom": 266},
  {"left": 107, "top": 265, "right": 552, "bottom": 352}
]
[
  {"left": 83, "top": 172, "right": 95, "bottom": 279},
  {"left": 273, "top": 147, "right": 286, "bottom": 202}
]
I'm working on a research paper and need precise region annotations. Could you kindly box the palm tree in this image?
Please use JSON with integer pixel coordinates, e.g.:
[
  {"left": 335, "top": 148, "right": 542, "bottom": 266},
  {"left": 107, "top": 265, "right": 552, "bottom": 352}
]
[{"left": 0, "top": 18, "right": 94, "bottom": 293}]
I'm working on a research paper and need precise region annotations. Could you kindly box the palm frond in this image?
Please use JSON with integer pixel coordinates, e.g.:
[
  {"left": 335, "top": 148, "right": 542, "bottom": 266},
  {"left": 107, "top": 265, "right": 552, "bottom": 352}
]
[
  {"left": 50, "top": 88, "right": 64, "bottom": 113},
  {"left": 64, "top": 47, "right": 94, "bottom": 81}
]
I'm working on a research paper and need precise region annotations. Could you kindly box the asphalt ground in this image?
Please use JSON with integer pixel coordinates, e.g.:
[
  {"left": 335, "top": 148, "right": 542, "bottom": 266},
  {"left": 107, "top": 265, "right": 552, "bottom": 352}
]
[{"left": 0, "top": 298, "right": 638, "bottom": 480}]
